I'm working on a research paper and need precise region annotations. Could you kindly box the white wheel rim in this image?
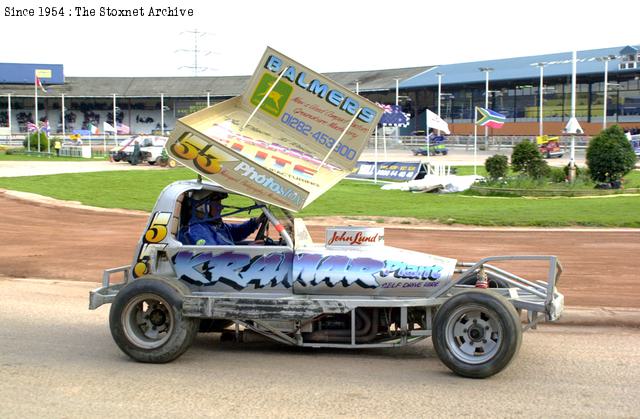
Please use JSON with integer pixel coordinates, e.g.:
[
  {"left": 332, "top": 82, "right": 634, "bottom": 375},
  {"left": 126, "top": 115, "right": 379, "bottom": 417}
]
[
  {"left": 444, "top": 304, "right": 503, "bottom": 364},
  {"left": 122, "top": 293, "right": 174, "bottom": 349}
]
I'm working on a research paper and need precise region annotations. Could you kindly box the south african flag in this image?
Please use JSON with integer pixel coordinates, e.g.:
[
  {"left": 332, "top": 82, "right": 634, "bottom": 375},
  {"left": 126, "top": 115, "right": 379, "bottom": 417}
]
[{"left": 476, "top": 107, "right": 506, "bottom": 129}]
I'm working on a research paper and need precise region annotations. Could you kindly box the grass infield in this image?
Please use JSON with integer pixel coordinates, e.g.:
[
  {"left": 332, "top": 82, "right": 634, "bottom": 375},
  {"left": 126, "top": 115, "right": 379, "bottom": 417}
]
[{"left": 0, "top": 168, "right": 638, "bottom": 227}]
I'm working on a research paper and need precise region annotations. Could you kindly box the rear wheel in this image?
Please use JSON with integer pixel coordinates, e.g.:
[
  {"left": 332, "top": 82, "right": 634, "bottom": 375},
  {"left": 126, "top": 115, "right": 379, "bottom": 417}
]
[
  {"left": 432, "top": 290, "right": 522, "bottom": 378},
  {"left": 109, "top": 278, "right": 198, "bottom": 363}
]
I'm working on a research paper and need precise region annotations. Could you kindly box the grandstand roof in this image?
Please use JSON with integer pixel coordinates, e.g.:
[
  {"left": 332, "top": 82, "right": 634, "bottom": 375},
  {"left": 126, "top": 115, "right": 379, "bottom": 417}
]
[
  {"left": 401, "top": 45, "right": 640, "bottom": 88},
  {"left": 0, "top": 66, "right": 432, "bottom": 98}
]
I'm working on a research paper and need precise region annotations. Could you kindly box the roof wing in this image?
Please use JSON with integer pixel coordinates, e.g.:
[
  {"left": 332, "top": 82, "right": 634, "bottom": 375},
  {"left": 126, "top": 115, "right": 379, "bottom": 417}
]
[{"left": 166, "top": 47, "right": 383, "bottom": 212}]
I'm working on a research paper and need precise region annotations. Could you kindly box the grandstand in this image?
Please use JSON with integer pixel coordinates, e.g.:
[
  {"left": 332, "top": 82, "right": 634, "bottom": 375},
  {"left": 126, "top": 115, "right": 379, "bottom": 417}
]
[{"left": 0, "top": 44, "right": 638, "bottom": 137}]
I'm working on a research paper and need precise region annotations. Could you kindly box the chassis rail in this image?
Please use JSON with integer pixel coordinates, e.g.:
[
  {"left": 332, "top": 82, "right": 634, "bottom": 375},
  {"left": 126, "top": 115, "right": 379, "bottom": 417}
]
[{"left": 90, "top": 255, "right": 564, "bottom": 347}]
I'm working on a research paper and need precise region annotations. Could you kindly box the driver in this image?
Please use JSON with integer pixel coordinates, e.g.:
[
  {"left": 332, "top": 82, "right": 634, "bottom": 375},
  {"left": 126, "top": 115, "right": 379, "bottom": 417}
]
[{"left": 179, "top": 191, "right": 265, "bottom": 246}]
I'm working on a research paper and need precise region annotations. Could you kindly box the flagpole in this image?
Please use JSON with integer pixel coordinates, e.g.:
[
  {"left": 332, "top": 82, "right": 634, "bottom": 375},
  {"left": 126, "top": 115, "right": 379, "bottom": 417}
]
[
  {"left": 61, "top": 93, "right": 65, "bottom": 141},
  {"left": 32, "top": 75, "right": 37, "bottom": 153},
  {"left": 383, "top": 127, "right": 387, "bottom": 160},
  {"left": 374, "top": 125, "right": 378, "bottom": 184},
  {"left": 426, "top": 112, "right": 430, "bottom": 159},
  {"left": 113, "top": 93, "right": 117, "bottom": 148},
  {"left": 7, "top": 94, "right": 11, "bottom": 134},
  {"left": 473, "top": 107, "right": 478, "bottom": 176},
  {"left": 103, "top": 130, "right": 107, "bottom": 155}
]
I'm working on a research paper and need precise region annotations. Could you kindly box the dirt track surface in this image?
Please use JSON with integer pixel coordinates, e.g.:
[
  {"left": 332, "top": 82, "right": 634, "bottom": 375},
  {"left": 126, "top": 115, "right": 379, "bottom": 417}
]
[
  {"left": 2, "top": 278, "right": 639, "bottom": 418},
  {"left": 0, "top": 192, "right": 638, "bottom": 308}
]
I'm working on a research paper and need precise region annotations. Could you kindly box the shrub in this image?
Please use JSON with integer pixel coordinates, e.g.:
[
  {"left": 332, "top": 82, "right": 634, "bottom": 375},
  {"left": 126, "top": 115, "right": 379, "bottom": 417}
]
[
  {"left": 22, "top": 131, "right": 49, "bottom": 151},
  {"left": 4, "top": 147, "right": 24, "bottom": 155},
  {"left": 511, "top": 140, "right": 543, "bottom": 174},
  {"left": 527, "top": 158, "right": 551, "bottom": 179},
  {"left": 484, "top": 154, "right": 509, "bottom": 180},
  {"left": 586, "top": 125, "right": 636, "bottom": 183},
  {"left": 549, "top": 167, "right": 566, "bottom": 183}
]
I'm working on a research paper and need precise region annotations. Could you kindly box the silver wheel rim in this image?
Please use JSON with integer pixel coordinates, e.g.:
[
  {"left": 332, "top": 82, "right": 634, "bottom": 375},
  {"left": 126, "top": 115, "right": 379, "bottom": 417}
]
[
  {"left": 122, "top": 293, "right": 174, "bottom": 349},
  {"left": 445, "top": 304, "right": 503, "bottom": 364}
]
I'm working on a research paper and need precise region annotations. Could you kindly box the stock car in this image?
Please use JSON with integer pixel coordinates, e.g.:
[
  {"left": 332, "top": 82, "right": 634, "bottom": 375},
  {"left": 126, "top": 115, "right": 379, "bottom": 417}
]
[
  {"left": 89, "top": 46, "right": 564, "bottom": 379},
  {"left": 537, "top": 135, "right": 564, "bottom": 159},
  {"left": 90, "top": 179, "right": 564, "bottom": 378}
]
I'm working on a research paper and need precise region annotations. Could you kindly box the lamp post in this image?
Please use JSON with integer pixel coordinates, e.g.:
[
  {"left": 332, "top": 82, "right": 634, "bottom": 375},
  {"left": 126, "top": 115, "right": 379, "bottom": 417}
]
[
  {"left": 355, "top": 80, "right": 360, "bottom": 95},
  {"left": 479, "top": 67, "right": 493, "bottom": 148},
  {"left": 596, "top": 55, "right": 616, "bottom": 130},
  {"left": 436, "top": 72, "right": 443, "bottom": 117},
  {"left": 206, "top": 90, "right": 211, "bottom": 107},
  {"left": 534, "top": 62, "right": 546, "bottom": 136}
]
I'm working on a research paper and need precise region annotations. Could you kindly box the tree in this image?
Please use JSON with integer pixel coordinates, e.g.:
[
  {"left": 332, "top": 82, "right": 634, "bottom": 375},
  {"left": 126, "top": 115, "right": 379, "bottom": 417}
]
[
  {"left": 22, "top": 131, "right": 49, "bottom": 151},
  {"left": 484, "top": 154, "right": 508, "bottom": 180},
  {"left": 586, "top": 125, "right": 636, "bottom": 184},
  {"left": 511, "top": 140, "right": 543, "bottom": 175}
]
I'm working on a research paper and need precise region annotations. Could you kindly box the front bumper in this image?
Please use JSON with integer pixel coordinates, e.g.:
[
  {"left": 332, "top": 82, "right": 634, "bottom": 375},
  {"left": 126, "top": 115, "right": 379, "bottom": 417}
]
[{"left": 89, "top": 265, "right": 130, "bottom": 310}]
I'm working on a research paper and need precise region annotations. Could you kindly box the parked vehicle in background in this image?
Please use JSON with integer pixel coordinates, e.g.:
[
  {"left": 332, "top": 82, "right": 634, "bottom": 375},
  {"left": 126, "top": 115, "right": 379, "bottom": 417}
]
[
  {"left": 413, "top": 135, "right": 448, "bottom": 156},
  {"left": 109, "top": 136, "right": 168, "bottom": 165},
  {"left": 537, "top": 135, "right": 563, "bottom": 159}
]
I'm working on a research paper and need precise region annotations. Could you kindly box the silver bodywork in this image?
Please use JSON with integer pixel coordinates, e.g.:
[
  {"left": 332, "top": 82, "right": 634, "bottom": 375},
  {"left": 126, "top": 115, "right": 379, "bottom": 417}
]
[{"left": 90, "top": 180, "right": 564, "bottom": 349}]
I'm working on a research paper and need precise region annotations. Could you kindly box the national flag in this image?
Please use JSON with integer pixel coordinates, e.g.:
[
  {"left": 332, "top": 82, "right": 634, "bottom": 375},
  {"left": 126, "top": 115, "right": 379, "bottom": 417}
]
[
  {"left": 377, "top": 103, "right": 410, "bottom": 127},
  {"left": 476, "top": 107, "right": 506, "bottom": 129},
  {"left": 425, "top": 109, "right": 450, "bottom": 134},
  {"left": 116, "top": 123, "right": 130, "bottom": 135},
  {"left": 35, "top": 77, "right": 47, "bottom": 93},
  {"left": 103, "top": 121, "right": 115, "bottom": 132},
  {"left": 27, "top": 122, "right": 38, "bottom": 132},
  {"left": 88, "top": 123, "right": 99, "bottom": 135},
  {"left": 41, "top": 120, "right": 50, "bottom": 135}
]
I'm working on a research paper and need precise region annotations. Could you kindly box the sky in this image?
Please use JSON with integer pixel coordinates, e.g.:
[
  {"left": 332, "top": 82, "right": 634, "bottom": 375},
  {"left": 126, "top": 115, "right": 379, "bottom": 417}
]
[{"left": 1, "top": 0, "right": 639, "bottom": 77}]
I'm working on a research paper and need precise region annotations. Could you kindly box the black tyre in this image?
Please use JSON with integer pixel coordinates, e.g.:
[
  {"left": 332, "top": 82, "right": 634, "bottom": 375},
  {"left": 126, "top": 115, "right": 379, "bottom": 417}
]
[
  {"left": 109, "top": 278, "right": 199, "bottom": 363},
  {"left": 432, "top": 289, "right": 522, "bottom": 378}
]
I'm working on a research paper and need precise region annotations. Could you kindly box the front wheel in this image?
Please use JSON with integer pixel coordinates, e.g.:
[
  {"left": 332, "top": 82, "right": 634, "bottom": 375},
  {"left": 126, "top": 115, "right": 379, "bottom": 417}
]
[
  {"left": 109, "top": 278, "right": 199, "bottom": 363},
  {"left": 432, "top": 289, "right": 522, "bottom": 378}
]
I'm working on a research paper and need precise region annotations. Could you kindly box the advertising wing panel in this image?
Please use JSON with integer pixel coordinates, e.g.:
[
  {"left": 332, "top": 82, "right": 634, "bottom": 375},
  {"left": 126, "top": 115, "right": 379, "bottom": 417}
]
[
  {"left": 347, "top": 161, "right": 426, "bottom": 181},
  {"left": 166, "top": 47, "right": 383, "bottom": 212}
]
